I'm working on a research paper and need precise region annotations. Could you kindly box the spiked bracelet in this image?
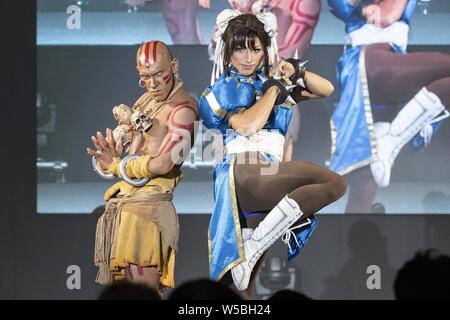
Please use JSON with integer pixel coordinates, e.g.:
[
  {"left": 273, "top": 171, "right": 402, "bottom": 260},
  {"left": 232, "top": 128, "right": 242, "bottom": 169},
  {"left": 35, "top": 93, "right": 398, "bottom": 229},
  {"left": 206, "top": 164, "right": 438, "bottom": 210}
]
[
  {"left": 284, "top": 58, "right": 307, "bottom": 88},
  {"left": 262, "top": 78, "right": 290, "bottom": 105}
]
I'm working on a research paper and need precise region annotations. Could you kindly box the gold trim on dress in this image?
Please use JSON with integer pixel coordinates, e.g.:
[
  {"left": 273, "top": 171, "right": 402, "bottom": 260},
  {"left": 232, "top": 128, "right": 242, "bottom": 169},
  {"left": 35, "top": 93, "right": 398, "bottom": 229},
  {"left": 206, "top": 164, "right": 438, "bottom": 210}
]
[
  {"left": 209, "top": 154, "right": 246, "bottom": 281},
  {"left": 204, "top": 90, "right": 227, "bottom": 119},
  {"left": 359, "top": 46, "right": 378, "bottom": 160},
  {"left": 328, "top": 46, "right": 377, "bottom": 176},
  {"left": 229, "top": 154, "right": 245, "bottom": 253},
  {"left": 330, "top": 118, "right": 337, "bottom": 157},
  {"left": 337, "top": 158, "right": 371, "bottom": 176},
  {"left": 208, "top": 228, "right": 212, "bottom": 277}
]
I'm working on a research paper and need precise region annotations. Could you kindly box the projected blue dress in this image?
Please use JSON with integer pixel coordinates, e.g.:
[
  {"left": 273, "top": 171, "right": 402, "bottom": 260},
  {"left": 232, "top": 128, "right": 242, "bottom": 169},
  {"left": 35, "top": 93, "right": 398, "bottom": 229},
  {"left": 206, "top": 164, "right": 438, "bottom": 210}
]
[{"left": 327, "top": 0, "right": 425, "bottom": 175}]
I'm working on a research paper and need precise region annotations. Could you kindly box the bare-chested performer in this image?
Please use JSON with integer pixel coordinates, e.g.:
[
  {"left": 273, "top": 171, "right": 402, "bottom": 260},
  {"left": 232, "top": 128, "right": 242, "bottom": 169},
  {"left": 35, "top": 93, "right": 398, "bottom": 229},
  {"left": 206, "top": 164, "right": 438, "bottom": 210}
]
[{"left": 87, "top": 41, "right": 198, "bottom": 297}]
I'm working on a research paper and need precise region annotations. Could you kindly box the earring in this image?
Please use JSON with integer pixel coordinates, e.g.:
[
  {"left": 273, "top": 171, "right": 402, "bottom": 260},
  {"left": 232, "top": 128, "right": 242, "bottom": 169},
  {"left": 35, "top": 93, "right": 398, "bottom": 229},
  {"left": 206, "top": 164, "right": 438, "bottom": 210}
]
[
  {"left": 139, "top": 79, "right": 145, "bottom": 88},
  {"left": 174, "top": 72, "right": 181, "bottom": 81}
]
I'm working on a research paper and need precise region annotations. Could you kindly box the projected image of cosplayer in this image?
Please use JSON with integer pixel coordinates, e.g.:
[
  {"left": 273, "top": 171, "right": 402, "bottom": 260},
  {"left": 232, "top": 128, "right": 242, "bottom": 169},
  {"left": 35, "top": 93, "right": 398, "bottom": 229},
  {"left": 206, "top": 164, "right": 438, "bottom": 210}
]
[{"left": 327, "top": 0, "right": 450, "bottom": 213}]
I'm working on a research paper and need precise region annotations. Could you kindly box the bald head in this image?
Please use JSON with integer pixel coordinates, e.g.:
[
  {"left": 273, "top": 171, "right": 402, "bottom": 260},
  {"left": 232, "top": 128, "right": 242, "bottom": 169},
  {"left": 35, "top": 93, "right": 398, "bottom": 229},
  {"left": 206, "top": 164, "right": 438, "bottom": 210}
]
[
  {"left": 136, "top": 41, "right": 179, "bottom": 102},
  {"left": 136, "top": 41, "right": 173, "bottom": 69}
]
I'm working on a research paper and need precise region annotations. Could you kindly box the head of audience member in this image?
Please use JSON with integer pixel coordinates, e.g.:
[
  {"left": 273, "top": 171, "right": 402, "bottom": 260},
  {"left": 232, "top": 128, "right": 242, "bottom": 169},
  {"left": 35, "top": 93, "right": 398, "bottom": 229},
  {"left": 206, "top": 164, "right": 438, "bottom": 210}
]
[{"left": 394, "top": 249, "right": 450, "bottom": 300}]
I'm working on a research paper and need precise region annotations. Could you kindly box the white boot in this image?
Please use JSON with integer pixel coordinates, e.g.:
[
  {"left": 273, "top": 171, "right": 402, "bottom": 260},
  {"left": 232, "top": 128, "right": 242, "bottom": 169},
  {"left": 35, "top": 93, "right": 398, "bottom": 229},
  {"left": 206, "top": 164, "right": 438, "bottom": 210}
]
[
  {"left": 371, "top": 87, "right": 447, "bottom": 188},
  {"left": 231, "top": 195, "right": 303, "bottom": 291},
  {"left": 241, "top": 228, "right": 253, "bottom": 240}
]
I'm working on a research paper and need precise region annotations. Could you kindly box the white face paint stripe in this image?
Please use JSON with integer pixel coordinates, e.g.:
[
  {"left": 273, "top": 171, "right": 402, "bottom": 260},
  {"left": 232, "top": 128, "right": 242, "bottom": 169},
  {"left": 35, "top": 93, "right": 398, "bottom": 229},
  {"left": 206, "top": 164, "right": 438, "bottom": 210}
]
[{"left": 205, "top": 91, "right": 227, "bottom": 118}]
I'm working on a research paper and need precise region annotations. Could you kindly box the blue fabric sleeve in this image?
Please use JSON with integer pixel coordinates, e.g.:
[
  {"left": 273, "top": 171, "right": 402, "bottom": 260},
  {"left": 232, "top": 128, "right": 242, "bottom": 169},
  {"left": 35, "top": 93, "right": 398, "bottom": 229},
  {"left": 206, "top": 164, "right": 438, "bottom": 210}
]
[{"left": 199, "top": 77, "right": 256, "bottom": 133}]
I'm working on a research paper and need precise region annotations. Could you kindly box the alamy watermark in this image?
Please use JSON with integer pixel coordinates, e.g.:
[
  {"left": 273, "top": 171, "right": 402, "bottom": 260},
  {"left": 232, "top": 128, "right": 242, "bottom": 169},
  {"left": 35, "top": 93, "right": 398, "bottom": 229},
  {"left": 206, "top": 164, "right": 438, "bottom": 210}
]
[
  {"left": 366, "top": 264, "right": 381, "bottom": 290},
  {"left": 168, "top": 120, "right": 282, "bottom": 175},
  {"left": 66, "top": 5, "right": 81, "bottom": 30},
  {"left": 66, "top": 265, "right": 81, "bottom": 290}
]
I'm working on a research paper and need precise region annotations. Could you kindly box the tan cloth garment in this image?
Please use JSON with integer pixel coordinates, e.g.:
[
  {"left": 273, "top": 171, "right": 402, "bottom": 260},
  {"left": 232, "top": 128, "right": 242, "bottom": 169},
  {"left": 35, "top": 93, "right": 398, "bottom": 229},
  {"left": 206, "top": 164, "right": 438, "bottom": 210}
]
[{"left": 94, "top": 170, "right": 182, "bottom": 288}]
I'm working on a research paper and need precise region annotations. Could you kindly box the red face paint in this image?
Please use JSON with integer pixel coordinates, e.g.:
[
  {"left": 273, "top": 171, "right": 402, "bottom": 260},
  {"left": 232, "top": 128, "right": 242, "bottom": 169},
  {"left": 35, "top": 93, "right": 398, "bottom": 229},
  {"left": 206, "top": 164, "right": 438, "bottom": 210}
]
[
  {"left": 138, "top": 41, "right": 164, "bottom": 68},
  {"left": 138, "top": 41, "right": 160, "bottom": 66},
  {"left": 163, "top": 74, "right": 171, "bottom": 84},
  {"left": 152, "top": 41, "right": 159, "bottom": 64},
  {"left": 137, "top": 46, "right": 143, "bottom": 67},
  {"left": 144, "top": 42, "right": 151, "bottom": 66}
]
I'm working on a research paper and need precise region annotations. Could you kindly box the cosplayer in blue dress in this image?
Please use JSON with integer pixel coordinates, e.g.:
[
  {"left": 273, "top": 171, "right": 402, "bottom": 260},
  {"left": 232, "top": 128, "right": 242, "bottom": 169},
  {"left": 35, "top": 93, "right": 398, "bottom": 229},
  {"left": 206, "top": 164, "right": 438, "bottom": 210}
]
[
  {"left": 199, "top": 9, "right": 347, "bottom": 292},
  {"left": 199, "top": 66, "right": 318, "bottom": 281}
]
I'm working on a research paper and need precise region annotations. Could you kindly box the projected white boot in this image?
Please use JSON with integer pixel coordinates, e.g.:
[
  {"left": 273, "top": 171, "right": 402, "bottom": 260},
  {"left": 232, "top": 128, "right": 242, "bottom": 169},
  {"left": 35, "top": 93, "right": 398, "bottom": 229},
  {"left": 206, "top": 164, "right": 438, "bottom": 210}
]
[
  {"left": 231, "top": 195, "right": 303, "bottom": 291},
  {"left": 371, "top": 87, "right": 448, "bottom": 188}
]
